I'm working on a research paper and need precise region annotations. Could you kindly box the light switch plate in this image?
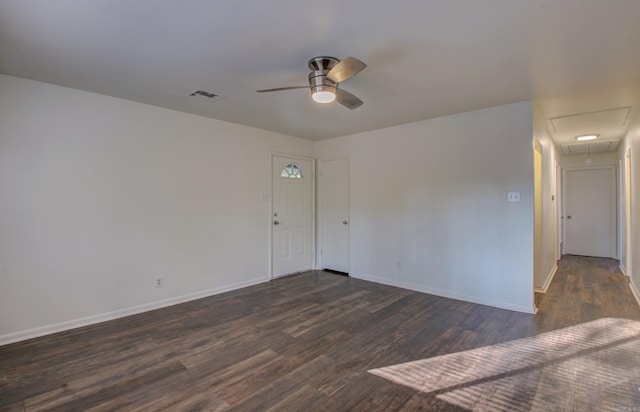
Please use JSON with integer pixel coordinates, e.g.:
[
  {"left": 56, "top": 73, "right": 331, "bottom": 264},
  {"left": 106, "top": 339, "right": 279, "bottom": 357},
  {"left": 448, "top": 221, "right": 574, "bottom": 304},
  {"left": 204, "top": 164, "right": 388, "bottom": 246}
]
[{"left": 507, "top": 191, "right": 521, "bottom": 203}]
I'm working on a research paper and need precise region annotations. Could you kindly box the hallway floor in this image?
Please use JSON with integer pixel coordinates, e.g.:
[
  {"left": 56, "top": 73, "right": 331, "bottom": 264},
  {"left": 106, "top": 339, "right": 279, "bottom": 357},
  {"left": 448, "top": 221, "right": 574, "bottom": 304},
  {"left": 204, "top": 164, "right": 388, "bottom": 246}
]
[{"left": 534, "top": 255, "right": 640, "bottom": 332}]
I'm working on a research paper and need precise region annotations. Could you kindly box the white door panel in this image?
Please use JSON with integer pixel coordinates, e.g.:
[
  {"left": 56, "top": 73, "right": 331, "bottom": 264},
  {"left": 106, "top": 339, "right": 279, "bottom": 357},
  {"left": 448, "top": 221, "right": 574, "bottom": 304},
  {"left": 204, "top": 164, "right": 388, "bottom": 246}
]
[
  {"left": 563, "top": 167, "right": 616, "bottom": 258},
  {"left": 320, "top": 157, "right": 349, "bottom": 273},
  {"left": 272, "top": 155, "right": 313, "bottom": 277}
]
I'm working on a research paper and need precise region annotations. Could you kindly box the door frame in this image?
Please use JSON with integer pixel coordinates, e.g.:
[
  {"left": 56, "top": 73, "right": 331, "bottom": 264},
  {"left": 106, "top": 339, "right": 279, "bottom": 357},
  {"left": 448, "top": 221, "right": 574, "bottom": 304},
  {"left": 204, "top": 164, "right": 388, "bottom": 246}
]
[
  {"left": 557, "top": 162, "right": 563, "bottom": 258},
  {"left": 561, "top": 165, "right": 617, "bottom": 258},
  {"left": 624, "top": 148, "right": 632, "bottom": 277},
  {"left": 318, "top": 155, "right": 351, "bottom": 274},
  {"left": 533, "top": 139, "right": 542, "bottom": 291},
  {"left": 269, "top": 152, "right": 316, "bottom": 280}
]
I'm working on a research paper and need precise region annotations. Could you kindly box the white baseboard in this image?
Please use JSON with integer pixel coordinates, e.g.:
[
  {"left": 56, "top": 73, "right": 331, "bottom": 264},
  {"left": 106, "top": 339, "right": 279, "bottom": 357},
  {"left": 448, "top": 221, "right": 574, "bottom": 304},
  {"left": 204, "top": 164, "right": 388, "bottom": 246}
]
[
  {"left": 620, "top": 263, "right": 628, "bottom": 277},
  {"left": 0, "top": 277, "right": 268, "bottom": 347},
  {"left": 630, "top": 279, "right": 640, "bottom": 308},
  {"left": 351, "top": 273, "right": 536, "bottom": 314},
  {"left": 534, "top": 263, "right": 558, "bottom": 294}
]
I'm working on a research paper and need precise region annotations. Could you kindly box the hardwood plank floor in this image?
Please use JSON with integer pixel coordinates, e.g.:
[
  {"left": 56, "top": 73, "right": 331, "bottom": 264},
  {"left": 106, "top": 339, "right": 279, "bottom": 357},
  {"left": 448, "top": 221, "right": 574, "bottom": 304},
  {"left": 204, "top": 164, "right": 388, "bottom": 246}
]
[{"left": 1, "top": 255, "right": 639, "bottom": 411}]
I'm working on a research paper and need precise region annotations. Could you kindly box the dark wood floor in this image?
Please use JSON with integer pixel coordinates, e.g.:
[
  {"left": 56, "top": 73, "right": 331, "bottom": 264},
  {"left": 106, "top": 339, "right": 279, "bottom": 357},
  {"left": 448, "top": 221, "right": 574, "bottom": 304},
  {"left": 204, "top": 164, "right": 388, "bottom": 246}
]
[{"left": 1, "top": 255, "right": 639, "bottom": 411}]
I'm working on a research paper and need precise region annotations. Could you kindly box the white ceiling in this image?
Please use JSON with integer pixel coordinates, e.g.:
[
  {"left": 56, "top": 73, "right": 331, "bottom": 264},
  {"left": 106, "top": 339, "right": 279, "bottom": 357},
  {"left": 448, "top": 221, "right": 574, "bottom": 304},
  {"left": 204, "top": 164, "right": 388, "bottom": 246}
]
[{"left": 1, "top": 0, "right": 640, "bottom": 142}]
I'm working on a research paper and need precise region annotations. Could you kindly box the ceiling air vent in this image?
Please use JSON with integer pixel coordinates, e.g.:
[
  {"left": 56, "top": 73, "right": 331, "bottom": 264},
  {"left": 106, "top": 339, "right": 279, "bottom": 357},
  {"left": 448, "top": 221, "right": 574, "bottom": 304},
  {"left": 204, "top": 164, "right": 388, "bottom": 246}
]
[{"left": 187, "top": 90, "right": 222, "bottom": 102}]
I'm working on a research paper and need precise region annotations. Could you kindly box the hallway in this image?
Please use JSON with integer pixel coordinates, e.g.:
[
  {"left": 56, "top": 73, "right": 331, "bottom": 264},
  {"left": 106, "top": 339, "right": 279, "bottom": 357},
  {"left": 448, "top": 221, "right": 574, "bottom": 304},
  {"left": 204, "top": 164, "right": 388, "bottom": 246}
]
[{"left": 534, "top": 255, "right": 640, "bottom": 333}]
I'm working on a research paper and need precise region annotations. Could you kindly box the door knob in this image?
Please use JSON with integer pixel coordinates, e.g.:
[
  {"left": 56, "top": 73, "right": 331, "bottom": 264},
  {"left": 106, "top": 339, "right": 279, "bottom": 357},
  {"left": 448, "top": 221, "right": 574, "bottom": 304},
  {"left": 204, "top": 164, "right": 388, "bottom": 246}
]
[
  {"left": 567, "top": 216, "right": 572, "bottom": 220},
  {"left": 274, "top": 221, "right": 280, "bottom": 225},
  {"left": 342, "top": 221, "right": 348, "bottom": 225}
]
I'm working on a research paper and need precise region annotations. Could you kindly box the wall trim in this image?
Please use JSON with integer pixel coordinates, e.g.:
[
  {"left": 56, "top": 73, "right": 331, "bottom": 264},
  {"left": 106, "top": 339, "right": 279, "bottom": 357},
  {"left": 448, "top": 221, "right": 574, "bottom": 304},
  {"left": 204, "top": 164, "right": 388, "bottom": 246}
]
[
  {"left": 535, "top": 263, "right": 558, "bottom": 293},
  {"left": 352, "top": 273, "right": 536, "bottom": 314},
  {"left": 0, "top": 277, "right": 268, "bottom": 347},
  {"left": 630, "top": 279, "right": 640, "bottom": 308},
  {"left": 620, "top": 263, "right": 629, "bottom": 277}
]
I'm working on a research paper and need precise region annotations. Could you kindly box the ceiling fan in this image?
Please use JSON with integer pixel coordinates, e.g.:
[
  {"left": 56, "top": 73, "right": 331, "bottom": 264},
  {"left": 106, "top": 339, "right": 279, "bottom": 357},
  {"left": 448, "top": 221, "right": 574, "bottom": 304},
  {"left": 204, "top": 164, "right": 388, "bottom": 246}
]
[{"left": 257, "top": 56, "right": 367, "bottom": 109}]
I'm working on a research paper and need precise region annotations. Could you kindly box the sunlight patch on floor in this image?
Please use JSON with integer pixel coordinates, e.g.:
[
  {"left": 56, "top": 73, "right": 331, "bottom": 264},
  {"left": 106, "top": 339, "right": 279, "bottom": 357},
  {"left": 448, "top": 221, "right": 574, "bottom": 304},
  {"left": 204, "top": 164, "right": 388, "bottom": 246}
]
[{"left": 369, "top": 318, "right": 640, "bottom": 411}]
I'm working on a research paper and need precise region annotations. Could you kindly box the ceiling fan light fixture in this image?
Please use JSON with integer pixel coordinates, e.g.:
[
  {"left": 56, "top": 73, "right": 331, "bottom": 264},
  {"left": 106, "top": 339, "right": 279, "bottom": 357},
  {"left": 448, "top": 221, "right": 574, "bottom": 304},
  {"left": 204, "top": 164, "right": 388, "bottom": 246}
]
[
  {"left": 311, "top": 83, "right": 336, "bottom": 103},
  {"left": 575, "top": 134, "right": 598, "bottom": 141},
  {"left": 312, "top": 90, "right": 336, "bottom": 103}
]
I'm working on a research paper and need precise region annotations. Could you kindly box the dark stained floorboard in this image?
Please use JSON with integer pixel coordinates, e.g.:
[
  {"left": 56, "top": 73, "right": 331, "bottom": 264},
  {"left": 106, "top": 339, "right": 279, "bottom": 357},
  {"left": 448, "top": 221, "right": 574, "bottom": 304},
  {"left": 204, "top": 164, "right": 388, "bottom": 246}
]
[{"left": 1, "top": 255, "right": 639, "bottom": 411}]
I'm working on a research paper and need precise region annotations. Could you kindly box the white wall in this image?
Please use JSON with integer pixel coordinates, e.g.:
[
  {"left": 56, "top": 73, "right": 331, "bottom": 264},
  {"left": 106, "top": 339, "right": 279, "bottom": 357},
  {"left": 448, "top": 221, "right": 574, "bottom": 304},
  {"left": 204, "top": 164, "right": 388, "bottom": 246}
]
[
  {"left": 0, "top": 74, "right": 314, "bottom": 344},
  {"left": 0, "top": 75, "right": 540, "bottom": 345},
  {"left": 533, "top": 104, "right": 560, "bottom": 292},
  {"left": 316, "top": 101, "right": 536, "bottom": 313}
]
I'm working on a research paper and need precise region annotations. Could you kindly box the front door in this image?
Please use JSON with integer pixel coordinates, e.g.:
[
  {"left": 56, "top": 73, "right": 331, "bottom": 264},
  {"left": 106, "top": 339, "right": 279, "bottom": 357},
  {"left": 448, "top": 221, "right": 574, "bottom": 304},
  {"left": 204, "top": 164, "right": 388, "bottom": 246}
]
[
  {"left": 563, "top": 167, "right": 616, "bottom": 258},
  {"left": 272, "top": 155, "right": 313, "bottom": 278}
]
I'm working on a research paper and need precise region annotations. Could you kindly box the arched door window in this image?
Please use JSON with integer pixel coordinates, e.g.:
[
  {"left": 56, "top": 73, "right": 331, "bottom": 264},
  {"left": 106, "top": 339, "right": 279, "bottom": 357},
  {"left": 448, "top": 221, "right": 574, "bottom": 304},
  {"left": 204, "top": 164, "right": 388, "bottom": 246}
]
[{"left": 281, "top": 164, "right": 303, "bottom": 179}]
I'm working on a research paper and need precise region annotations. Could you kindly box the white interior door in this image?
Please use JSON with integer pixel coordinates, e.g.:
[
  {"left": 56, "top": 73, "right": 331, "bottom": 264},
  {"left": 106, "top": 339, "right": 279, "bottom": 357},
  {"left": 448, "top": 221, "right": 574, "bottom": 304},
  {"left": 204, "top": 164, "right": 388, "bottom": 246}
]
[
  {"left": 272, "top": 155, "right": 313, "bottom": 278},
  {"left": 563, "top": 167, "right": 616, "bottom": 258},
  {"left": 320, "top": 157, "right": 349, "bottom": 273}
]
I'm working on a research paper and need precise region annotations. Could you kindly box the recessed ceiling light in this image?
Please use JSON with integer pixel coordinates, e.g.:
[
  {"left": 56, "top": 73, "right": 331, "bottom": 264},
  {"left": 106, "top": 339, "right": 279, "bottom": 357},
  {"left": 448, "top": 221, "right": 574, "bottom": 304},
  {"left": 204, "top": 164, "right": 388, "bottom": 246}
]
[{"left": 575, "top": 134, "right": 598, "bottom": 141}]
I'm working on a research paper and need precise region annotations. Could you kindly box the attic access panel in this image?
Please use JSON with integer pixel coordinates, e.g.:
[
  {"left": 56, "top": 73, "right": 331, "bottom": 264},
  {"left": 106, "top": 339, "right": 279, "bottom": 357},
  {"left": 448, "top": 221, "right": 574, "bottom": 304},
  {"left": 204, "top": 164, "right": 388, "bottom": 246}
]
[
  {"left": 548, "top": 107, "right": 631, "bottom": 143},
  {"left": 561, "top": 140, "right": 620, "bottom": 156}
]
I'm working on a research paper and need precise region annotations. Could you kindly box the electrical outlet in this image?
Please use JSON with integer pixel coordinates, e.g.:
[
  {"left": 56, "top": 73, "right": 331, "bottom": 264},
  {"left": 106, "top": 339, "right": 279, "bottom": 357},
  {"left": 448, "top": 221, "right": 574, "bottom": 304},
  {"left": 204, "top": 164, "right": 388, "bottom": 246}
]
[
  {"left": 154, "top": 276, "right": 164, "bottom": 288},
  {"left": 396, "top": 261, "right": 402, "bottom": 271},
  {"left": 507, "top": 191, "right": 521, "bottom": 203}
]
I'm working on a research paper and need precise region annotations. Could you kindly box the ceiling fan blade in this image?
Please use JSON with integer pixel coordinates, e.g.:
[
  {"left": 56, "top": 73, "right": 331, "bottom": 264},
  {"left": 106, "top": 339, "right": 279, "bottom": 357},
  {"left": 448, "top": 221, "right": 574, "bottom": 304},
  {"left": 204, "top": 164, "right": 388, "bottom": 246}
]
[
  {"left": 335, "top": 88, "right": 363, "bottom": 110},
  {"left": 327, "top": 57, "right": 367, "bottom": 83},
  {"left": 256, "top": 86, "right": 308, "bottom": 93}
]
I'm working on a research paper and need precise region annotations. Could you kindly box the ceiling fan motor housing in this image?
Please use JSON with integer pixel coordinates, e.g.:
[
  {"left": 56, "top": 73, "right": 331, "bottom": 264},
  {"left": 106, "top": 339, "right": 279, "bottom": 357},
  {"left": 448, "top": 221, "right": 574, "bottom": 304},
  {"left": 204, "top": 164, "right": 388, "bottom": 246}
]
[
  {"left": 308, "top": 56, "right": 339, "bottom": 71},
  {"left": 308, "top": 69, "right": 337, "bottom": 95},
  {"left": 308, "top": 57, "right": 340, "bottom": 96}
]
